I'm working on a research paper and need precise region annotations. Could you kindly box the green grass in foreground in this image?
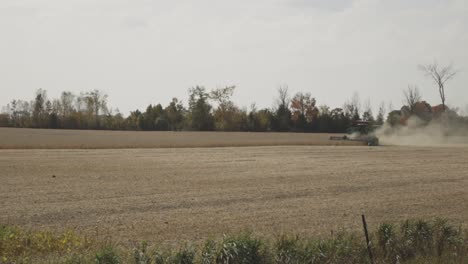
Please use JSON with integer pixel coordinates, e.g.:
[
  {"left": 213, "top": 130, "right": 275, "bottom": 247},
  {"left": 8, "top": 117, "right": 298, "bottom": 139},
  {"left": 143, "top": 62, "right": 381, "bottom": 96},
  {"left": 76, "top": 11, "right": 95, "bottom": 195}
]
[{"left": 1, "top": 218, "right": 467, "bottom": 264}]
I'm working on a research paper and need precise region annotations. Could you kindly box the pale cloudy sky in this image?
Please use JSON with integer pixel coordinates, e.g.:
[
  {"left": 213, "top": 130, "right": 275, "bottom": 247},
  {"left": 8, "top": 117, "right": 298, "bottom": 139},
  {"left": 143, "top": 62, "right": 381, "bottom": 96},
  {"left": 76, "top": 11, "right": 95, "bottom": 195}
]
[{"left": 1, "top": 0, "right": 467, "bottom": 115}]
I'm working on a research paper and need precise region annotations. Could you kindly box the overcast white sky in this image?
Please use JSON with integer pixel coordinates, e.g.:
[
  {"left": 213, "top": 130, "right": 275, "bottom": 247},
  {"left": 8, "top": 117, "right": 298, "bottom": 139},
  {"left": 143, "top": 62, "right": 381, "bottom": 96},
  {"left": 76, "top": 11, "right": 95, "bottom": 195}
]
[{"left": 1, "top": 0, "right": 467, "bottom": 115}]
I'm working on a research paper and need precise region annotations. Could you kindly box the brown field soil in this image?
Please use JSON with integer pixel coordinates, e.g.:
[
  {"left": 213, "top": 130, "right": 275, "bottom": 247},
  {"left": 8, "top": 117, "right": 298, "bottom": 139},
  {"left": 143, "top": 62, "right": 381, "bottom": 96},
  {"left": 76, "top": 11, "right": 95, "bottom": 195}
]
[
  {"left": 0, "top": 127, "right": 361, "bottom": 149},
  {"left": 1, "top": 145, "right": 467, "bottom": 245}
]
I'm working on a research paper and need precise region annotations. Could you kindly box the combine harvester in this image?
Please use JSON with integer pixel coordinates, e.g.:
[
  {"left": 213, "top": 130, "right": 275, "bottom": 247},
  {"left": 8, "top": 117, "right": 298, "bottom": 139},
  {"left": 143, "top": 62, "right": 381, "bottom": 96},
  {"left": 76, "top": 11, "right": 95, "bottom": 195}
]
[{"left": 329, "top": 120, "right": 380, "bottom": 146}]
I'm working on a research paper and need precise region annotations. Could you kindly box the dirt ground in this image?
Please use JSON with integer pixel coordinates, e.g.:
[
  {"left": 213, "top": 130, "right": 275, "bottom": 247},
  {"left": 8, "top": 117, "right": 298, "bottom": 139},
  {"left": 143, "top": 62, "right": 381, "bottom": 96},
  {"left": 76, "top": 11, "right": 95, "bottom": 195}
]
[
  {"left": 0, "top": 128, "right": 360, "bottom": 149},
  {"left": 1, "top": 145, "right": 467, "bottom": 245}
]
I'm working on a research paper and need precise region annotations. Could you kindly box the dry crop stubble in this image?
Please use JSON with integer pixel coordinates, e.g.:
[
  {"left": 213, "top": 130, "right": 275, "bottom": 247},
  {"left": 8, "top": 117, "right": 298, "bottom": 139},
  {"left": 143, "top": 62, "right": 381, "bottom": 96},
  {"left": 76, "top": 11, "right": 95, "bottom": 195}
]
[
  {"left": 1, "top": 144, "right": 467, "bottom": 245},
  {"left": 0, "top": 127, "right": 360, "bottom": 149}
]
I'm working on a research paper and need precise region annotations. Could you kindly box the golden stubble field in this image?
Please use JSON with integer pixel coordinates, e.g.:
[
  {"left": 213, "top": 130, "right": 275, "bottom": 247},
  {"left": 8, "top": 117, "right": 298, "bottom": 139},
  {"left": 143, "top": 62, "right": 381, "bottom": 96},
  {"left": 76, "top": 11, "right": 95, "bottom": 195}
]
[
  {"left": 0, "top": 128, "right": 360, "bottom": 149},
  {"left": 0, "top": 128, "right": 467, "bottom": 245}
]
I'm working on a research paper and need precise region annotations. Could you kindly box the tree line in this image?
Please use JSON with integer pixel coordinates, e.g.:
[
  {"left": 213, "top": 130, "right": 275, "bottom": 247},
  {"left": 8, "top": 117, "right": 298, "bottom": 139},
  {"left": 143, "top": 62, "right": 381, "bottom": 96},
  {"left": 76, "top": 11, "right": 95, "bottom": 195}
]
[
  {"left": 0, "top": 62, "right": 465, "bottom": 132},
  {"left": 0, "top": 86, "right": 386, "bottom": 133}
]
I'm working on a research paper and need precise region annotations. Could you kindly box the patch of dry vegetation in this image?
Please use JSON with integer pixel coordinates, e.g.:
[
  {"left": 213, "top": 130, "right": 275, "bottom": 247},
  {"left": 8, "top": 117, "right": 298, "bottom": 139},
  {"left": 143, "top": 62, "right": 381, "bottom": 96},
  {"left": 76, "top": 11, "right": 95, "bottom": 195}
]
[{"left": 1, "top": 219, "right": 467, "bottom": 263}]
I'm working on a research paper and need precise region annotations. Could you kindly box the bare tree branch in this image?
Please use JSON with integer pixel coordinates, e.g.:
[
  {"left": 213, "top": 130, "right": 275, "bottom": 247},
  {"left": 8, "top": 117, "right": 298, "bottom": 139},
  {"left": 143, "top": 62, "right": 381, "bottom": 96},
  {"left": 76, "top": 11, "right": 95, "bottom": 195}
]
[
  {"left": 276, "top": 85, "right": 289, "bottom": 109},
  {"left": 419, "top": 62, "right": 457, "bottom": 111},
  {"left": 403, "top": 85, "right": 422, "bottom": 113}
]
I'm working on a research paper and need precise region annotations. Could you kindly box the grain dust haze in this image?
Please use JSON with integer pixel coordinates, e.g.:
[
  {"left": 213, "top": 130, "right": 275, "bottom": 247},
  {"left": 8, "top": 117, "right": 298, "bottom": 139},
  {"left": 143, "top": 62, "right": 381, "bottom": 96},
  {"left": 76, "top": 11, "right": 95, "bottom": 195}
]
[{"left": 376, "top": 116, "right": 468, "bottom": 147}]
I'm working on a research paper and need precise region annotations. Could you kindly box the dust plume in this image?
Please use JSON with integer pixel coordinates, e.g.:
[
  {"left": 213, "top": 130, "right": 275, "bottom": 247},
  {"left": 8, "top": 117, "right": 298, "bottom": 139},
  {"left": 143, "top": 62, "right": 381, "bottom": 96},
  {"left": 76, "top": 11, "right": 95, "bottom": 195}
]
[{"left": 375, "top": 116, "right": 468, "bottom": 146}]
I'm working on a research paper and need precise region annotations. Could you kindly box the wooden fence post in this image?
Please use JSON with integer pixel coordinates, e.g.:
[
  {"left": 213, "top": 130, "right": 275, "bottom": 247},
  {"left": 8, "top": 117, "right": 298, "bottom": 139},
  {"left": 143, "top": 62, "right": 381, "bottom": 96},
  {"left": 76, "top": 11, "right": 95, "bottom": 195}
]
[{"left": 362, "top": 214, "right": 375, "bottom": 264}]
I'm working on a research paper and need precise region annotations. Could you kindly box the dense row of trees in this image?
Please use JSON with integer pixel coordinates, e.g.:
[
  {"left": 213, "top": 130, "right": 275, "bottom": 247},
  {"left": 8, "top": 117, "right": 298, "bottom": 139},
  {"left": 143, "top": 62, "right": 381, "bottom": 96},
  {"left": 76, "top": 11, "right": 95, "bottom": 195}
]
[
  {"left": 0, "top": 89, "right": 112, "bottom": 130},
  {"left": 0, "top": 62, "right": 464, "bottom": 132},
  {"left": 0, "top": 86, "right": 387, "bottom": 133}
]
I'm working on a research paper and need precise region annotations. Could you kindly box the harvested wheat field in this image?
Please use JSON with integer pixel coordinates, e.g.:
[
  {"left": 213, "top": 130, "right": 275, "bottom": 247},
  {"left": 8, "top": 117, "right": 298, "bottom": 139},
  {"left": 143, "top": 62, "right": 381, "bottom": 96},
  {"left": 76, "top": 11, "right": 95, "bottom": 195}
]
[
  {"left": 0, "top": 127, "right": 360, "bottom": 149},
  {"left": 1, "top": 139, "right": 467, "bottom": 245}
]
